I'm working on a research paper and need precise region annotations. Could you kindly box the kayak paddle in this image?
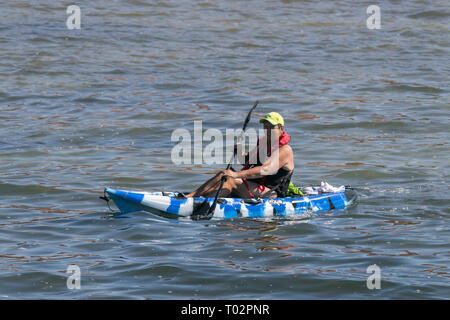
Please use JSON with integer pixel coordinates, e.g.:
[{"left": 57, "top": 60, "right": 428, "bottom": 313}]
[{"left": 203, "top": 100, "right": 259, "bottom": 218}]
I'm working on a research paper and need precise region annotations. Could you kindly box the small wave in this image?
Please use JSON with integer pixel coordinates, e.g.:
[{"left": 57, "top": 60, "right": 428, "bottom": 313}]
[
  {"left": 386, "top": 84, "right": 443, "bottom": 93},
  {"left": 28, "top": 37, "right": 55, "bottom": 44},
  {"left": 356, "top": 84, "right": 442, "bottom": 94},
  {"left": 408, "top": 11, "right": 450, "bottom": 20},
  {"left": 73, "top": 96, "right": 117, "bottom": 104},
  {"left": 335, "top": 169, "right": 397, "bottom": 180},
  {"left": 0, "top": 182, "right": 67, "bottom": 196}
]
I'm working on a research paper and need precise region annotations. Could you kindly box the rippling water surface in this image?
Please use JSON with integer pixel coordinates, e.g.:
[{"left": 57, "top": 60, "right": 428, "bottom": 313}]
[{"left": 0, "top": 0, "right": 449, "bottom": 299}]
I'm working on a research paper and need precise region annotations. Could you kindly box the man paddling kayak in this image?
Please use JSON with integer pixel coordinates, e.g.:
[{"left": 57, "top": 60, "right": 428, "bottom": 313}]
[{"left": 186, "top": 112, "right": 294, "bottom": 199}]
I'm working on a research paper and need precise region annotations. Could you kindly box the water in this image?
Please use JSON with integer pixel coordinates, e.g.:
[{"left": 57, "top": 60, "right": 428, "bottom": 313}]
[{"left": 0, "top": 0, "right": 449, "bottom": 299}]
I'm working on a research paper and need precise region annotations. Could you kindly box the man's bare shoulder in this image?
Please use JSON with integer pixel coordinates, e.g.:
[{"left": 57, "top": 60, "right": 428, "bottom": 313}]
[{"left": 280, "top": 144, "right": 293, "bottom": 155}]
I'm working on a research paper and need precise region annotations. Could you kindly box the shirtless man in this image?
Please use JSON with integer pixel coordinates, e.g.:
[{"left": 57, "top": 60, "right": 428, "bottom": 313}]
[{"left": 186, "top": 112, "right": 294, "bottom": 199}]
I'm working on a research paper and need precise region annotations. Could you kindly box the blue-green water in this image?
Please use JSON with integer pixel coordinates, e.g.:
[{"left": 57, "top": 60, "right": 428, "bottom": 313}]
[{"left": 0, "top": 0, "right": 449, "bottom": 299}]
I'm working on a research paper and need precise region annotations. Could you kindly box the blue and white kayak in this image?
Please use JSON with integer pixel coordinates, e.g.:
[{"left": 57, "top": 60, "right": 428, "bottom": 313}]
[{"left": 103, "top": 187, "right": 358, "bottom": 220}]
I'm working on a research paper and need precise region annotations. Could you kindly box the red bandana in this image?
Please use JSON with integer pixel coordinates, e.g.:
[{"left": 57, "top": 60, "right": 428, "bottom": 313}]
[{"left": 278, "top": 131, "right": 291, "bottom": 147}]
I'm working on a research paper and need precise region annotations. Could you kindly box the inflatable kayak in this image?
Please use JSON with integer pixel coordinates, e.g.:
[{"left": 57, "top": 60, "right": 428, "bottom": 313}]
[{"left": 102, "top": 187, "right": 357, "bottom": 220}]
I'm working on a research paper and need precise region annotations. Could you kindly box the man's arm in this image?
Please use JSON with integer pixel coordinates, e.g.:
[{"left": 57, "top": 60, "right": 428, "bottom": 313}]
[{"left": 235, "top": 145, "right": 292, "bottom": 179}]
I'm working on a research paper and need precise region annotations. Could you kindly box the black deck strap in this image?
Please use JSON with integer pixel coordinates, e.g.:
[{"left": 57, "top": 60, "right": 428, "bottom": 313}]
[
  {"left": 328, "top": 197, "right": 335, "bottom": 210},
  {"left": 174, "top": 192, "right": 187, "bottom": 199},
  {"left": 242, "top": 198, "right": 263, "bottom": 205}
]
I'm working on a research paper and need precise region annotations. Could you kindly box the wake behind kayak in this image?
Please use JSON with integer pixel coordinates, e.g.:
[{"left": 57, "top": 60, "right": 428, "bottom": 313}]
[{"left": 101, "top": 187, "right": 358, "bottom": 220}]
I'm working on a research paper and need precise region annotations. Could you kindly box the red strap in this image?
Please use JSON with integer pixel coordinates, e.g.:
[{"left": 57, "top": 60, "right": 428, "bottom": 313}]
[
  {"left": 258, "top": 176, "right": 266, "bottom": 193},
  {"left": 243, "top": 179, "right": 255, "bottom": 198}
]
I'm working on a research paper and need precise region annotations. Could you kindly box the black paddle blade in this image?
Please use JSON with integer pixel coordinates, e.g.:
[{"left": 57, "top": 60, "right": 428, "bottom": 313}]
[
  {"left": 191, "top": 199, "right": 213, "bottom": 220},
  {"left": 243, "top": 100, "right": 259, "bottom": 132}
]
